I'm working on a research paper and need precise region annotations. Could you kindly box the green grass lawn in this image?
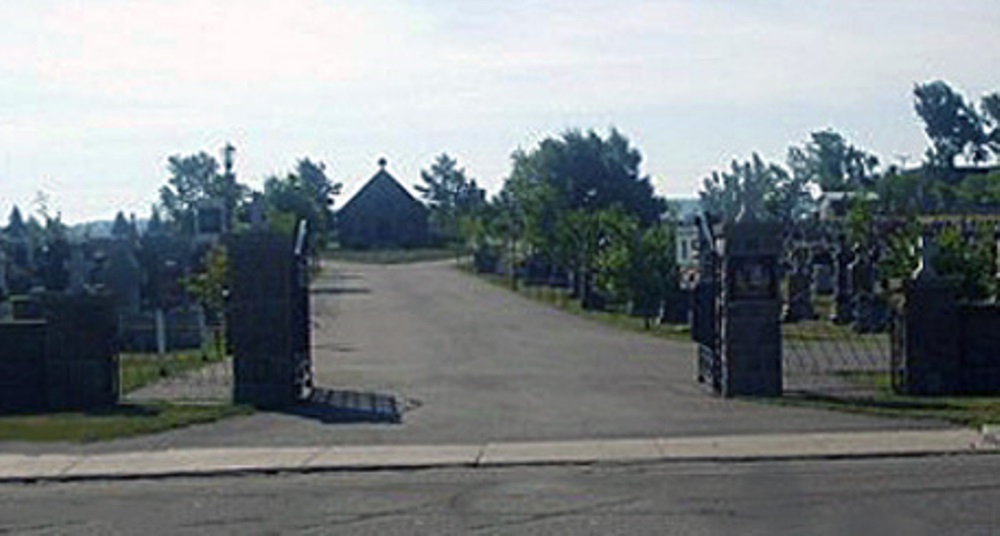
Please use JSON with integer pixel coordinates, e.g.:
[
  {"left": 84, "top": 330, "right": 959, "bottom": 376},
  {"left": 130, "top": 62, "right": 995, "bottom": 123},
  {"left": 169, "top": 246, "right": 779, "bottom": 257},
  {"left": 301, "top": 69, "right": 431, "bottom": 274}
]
[
  {"left": 324, "top": 248, "right": 458, "bottom": 265},
  {"left": 119, "top": 349, "right": 227, "bottom": 394},
  {"left": 0, "top": 349, "right": 247, "bottom": 443},
  {"left": 770, "top": 371, "right": 1000, "bottom": 428},
  {"left": 0, "top": 403, "right": 251, "bottom": 443},
  {"left": 467, "top": 268, "right": 693, "bottom": 342}
]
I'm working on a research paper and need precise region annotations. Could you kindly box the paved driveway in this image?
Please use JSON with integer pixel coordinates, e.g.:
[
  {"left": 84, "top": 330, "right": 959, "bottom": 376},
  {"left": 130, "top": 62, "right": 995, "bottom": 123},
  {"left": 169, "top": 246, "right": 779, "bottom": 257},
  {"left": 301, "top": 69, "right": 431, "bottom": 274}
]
[{"left": 2, "top": 260, "right": 941, "bottom": 454}]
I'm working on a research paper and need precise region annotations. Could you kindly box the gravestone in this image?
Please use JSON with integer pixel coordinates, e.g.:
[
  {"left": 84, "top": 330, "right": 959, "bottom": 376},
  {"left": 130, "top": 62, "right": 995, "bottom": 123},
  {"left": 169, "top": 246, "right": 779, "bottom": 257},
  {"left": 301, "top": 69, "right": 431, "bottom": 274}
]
[
  {"left": 850, "top": 244, "right": 877, "bottom": 333},
  {"left": 830, "top": 236, "right": 854, "bottom": 324},
  {"left": 93, "top": 241, "right": 142, "bottom": 315},
  {"left": 66, "top": 245, "right": 90, "bottom": 294},
  {"left": 41, "top": 237, "right": 70, "bottom": 292},
  {"left": 782, "top": 248, "right": 816, "bottom": 323},
  {"left": 248, "top": 196, "right": 267, "bottom": 231},
  {"left": 812, "top": 247, "right": 834, "bottom": 295},
  {"left": 0, "top": 247, "right": 8, "bottom": 298}
]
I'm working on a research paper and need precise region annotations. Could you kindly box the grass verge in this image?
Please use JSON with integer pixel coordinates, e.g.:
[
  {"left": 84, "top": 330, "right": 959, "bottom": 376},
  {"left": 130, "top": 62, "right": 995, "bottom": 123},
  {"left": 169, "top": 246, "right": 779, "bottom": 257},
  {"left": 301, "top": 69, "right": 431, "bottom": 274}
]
[
  {"left": 0, "top": 403, "right": 252, "bottom": 443},
  {"left": 465, "top": 267, "right": 692, "bottom": 342},
  {"left": 763, "top": 371, "right": 1000, "bottom": 428},
  {"left": 324, "top": 248, "right": 458, "bottom": 265},
  {"left": 119, "top": 350, "right": 226, "bottom": 394},
  {"left": 0, "top": 350, "right": 246, "bottom": 443}
]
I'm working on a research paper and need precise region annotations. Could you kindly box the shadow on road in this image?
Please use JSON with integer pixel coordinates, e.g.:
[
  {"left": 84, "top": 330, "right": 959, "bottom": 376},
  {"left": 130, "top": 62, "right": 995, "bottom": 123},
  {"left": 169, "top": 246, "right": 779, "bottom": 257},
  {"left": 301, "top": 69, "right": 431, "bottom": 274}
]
[
  {"left": 276, "top": 387, "right": 408, "bottom": 424},
  {"left": 310, "top": 286, "right": 372, "bottom": 295}
]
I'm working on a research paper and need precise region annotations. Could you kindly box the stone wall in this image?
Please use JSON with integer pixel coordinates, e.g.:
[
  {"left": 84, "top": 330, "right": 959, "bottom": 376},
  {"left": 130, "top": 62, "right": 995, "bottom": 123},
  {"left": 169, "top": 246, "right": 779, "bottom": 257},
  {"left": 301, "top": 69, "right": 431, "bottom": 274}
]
[
  {"left": 958, "top": 303, "right": 1000, "bottom": 394},
  {"left": 900, "top": 279, "right": 1000, "bottom": 396},
  {"left": 0, "top": 293, "right": 118, "bottom": 412},
  {"left": 0, "top": 321, "right": 47, "bottom": 411}
]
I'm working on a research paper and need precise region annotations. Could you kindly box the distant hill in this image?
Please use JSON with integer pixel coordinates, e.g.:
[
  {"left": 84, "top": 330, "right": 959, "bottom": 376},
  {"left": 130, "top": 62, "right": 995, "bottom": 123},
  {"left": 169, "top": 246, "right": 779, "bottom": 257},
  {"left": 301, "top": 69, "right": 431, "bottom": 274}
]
[
  {"left": 67, "top": 220, "right": 113, "bottom": 241},
  {"left": 67, "top": 219, "right": 148, "bottom": 241}
]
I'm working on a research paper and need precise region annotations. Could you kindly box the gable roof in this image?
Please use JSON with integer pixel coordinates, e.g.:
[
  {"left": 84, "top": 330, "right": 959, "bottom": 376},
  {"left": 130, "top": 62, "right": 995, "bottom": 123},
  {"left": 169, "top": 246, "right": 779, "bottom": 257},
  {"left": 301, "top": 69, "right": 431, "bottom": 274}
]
[{"left": 339, "top": 164, "right": 426, "bottom": 217}]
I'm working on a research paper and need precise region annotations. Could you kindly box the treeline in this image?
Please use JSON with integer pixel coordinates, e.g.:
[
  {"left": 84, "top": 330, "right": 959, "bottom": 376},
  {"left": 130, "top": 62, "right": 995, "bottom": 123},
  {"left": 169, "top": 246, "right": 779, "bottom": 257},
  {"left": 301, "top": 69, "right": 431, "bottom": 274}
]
[
  {"left": 156, "top": 145, "right": 340, "bottom": 253},
  {"left": 415, "top": 129, "right": 680, "bottom": 326},
  {"left": 695, "top": 79, "right": 1000, "bottom": 302},
  {"left": 700, "top": 79, "right": 1000, "bottom": 222}
]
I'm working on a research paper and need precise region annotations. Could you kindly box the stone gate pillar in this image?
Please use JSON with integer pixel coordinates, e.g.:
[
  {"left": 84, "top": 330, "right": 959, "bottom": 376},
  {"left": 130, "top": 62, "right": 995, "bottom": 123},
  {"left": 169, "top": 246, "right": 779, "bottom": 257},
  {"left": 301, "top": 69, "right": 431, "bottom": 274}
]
[
  {"left": 898, "top": 231, "right": 961, "bottom": 395},
  {"left": 227, "top": 226, "right": 312, "bottom": 409},
  {"left": 719, "top": 220, "right": 783, "bottom": 397}
]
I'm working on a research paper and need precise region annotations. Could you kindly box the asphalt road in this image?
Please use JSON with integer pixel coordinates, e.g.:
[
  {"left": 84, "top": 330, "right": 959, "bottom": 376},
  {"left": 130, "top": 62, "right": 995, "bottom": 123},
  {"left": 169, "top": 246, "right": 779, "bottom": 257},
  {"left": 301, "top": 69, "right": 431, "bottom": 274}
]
[
  {"left": 3, "top": 454, "right": 999, "bottom": 535},
  {"left": 2, "top": 260, "right": 941, "bottom": 454}
]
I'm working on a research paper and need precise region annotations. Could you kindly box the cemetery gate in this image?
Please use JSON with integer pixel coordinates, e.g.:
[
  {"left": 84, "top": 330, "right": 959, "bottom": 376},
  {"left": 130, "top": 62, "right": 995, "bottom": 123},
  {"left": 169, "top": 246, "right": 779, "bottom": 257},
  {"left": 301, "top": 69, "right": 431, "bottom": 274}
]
[
  {"left": 694, "top": 214, "right": 916, "bottom": 398},
  {"left": 778, "top": 218, "right": 901, "bottom": 396},
  {"left": 227, "top": 222, "right": 313, "bottom": 408},
  {"left": 123, "top": 223, "right": 313, "bottom": 407}
]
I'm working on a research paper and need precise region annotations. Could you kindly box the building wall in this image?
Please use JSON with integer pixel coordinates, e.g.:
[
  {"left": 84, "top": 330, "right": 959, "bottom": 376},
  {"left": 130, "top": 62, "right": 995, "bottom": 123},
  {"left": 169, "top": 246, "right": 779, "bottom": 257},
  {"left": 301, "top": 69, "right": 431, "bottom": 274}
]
[{"left": 338, "top": 170, "right": 429, "bottom": 249}]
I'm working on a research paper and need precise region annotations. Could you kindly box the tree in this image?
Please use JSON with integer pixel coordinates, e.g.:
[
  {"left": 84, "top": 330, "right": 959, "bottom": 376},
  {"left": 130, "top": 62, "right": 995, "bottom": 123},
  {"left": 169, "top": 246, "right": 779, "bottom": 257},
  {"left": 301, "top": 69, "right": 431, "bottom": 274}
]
[
  {"left": 932, "top": 224, "right": 996, "bottom": 301},
  {"left": 913, "top": 80, "right": 987, "bottom": 173},
  {"left": 111, "top": 211, "right": 132, "bottom": 239},
  {"left": 787, "top": 129, "right": 880, "bottom": 193},
  {"left": 5, "top": 206, "right": 25, "bottom": 237},
  {"left": 500, "top": 128, "right": 666, "bottom": 278},
  {"left": 416, "top": 153, "right": 486, "bottom": 248},
  {"left": 182, "top": 245, "right": 228, "bottom": 359},
  {"left": 700, "top": 153, "right": 807, "bottom": 222},
  {"left": 981, "top": 92, "right": 1000, "bottom": 158},
  {"left": 262, "top": 158, "right": 340, "bottom": 251},
  {"left": 159, "top": 146, "right": 248, "bottom": 235},
  {"left": 294, "top": 158, "right": 341, "bottom": 238},
  {"left": 630, "top": 223, "right": 679, "bottom": 327}
]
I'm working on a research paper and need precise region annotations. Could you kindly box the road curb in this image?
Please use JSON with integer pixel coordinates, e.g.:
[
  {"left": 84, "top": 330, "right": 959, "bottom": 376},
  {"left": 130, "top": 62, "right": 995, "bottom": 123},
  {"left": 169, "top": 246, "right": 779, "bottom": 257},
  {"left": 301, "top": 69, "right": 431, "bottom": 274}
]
[{"left": 0, "top": 429, "right": 994, "bottom": 484}]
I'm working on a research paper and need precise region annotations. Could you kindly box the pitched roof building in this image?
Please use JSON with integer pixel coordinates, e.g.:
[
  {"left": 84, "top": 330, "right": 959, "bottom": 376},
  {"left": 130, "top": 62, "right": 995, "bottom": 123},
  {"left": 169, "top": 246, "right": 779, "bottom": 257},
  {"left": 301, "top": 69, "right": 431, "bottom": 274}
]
[{"left": 337, "top": 158, "right": 429, "bottom": 249}]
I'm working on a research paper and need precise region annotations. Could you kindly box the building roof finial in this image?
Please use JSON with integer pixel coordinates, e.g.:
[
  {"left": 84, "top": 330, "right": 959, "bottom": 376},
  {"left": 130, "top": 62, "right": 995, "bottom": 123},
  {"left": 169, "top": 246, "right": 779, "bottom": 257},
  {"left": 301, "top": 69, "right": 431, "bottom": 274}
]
[{"left": 378, "top": 157, "right": 387, "bottom": 170}]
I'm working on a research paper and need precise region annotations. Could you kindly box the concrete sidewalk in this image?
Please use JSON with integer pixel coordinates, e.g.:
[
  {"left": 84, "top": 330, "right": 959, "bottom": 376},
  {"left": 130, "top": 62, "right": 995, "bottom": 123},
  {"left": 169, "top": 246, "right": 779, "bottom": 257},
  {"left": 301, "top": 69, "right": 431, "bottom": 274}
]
[{"left": 0, "top": 428, "right": 995, "bottom": 483}]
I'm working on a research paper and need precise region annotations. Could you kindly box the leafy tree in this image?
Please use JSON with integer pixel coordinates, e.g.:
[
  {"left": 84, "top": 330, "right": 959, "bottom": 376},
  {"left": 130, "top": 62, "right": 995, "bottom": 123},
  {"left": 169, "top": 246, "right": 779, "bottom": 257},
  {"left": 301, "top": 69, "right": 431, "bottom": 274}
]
[
  {"left": 593, "top": 207, "right": 639, "bottom": 305},
  {"left": 182, "top": 245, "right": 228, "bottom": 359},
  {"left": 913, "top": 80, "right": 987, "bottom": 173},
  {"left": 872, "top": 168, "right": 924, "bottom": 215},
  {"left": 416, "top": 153, "right": 486, "bottom": 249},
  {"left": 932, "top": 224, "right": 996, "bottom": 301},
  {"left": 956, "top": 169, "right": 1000, "bottom": 208},
  {"left": 294, "top": 158, "right": 341, "bottom": 238},
  {"left": 262, "top": 158, "right": 340, "bottom": 251},
  {"left": 787, "top": 129, "right": 880, "bottom": 192},
  {"left": 630, "top": 223, "right": 679, "bottom": 327},
  {"left": 159, "top": 146, "right": 248, "bottom": 235},
  {"left": 981, "top": 92, "right": 1000, "bottom": 158},
  {"left": 500, "top": 128, "right": 665, "bottom": 278},
  {"left": 700, "top": 153, "right": 808, "bottom": 222}
]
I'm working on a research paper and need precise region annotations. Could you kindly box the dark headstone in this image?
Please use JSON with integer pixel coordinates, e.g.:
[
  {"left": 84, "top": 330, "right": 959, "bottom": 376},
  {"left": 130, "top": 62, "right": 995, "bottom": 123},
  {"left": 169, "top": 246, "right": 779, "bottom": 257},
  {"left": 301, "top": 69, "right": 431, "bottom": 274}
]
[
  {"left": 783, "top": 248, "right": 816, "bottom": 323},
  {"left": 850, "top": 245, "right": 877, "bottom": 333},
  {"left": 830, "top": 237, "right": 854, "bottom": 324}
]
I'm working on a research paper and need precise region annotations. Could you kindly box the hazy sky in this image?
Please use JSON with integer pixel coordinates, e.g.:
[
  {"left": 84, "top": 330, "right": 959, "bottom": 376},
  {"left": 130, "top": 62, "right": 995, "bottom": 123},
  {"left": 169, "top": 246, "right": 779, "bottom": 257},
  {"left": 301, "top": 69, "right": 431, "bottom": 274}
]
[{"left": 2, "top": 0, "right": 998, "bottom": 223}]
